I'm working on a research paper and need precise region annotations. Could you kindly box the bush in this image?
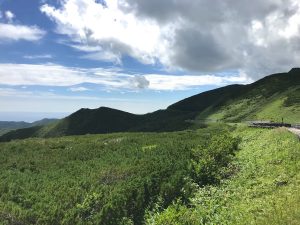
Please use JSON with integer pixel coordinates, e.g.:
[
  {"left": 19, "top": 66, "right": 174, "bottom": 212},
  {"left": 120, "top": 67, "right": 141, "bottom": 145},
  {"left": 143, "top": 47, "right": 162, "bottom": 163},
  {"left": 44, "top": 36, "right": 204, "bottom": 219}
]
[{"left": 189, "top": 133, "right": 239, "bottom": 186}]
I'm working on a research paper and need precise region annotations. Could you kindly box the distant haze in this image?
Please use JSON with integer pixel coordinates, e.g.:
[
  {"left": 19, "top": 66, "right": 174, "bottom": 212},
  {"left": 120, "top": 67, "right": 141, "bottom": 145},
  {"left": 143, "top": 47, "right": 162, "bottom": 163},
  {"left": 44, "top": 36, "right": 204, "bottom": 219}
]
[{"left": 0, "top": 112, "right": 68, "bottom": 122}]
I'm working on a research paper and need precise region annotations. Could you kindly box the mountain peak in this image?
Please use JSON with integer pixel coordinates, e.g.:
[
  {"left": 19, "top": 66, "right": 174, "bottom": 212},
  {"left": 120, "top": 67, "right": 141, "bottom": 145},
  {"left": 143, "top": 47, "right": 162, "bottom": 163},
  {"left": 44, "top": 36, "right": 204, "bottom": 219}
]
[{"left": 288, "top": 68, "right": 300, "bottom": 74}]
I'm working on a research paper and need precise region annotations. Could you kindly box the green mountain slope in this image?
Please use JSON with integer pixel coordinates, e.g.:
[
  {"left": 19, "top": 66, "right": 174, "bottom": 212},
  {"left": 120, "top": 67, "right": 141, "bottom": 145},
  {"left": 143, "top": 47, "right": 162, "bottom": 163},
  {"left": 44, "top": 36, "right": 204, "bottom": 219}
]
[
  {"left": 0, "top": 69, "right": 299, "bottom": 142},
  {"left": 169, "top": 68, "right": 300, "bottom": 123}
]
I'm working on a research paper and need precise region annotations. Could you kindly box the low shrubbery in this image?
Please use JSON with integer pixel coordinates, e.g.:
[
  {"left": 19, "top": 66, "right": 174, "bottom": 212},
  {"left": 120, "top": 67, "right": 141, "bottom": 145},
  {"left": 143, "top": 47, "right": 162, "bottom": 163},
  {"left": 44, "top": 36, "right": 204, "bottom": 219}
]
[
  {"left": 1, "top": 126, "right": 298, "bottom": 224},
  {"left": 0, "top": 126, "right": 239, "bottom": 224}
]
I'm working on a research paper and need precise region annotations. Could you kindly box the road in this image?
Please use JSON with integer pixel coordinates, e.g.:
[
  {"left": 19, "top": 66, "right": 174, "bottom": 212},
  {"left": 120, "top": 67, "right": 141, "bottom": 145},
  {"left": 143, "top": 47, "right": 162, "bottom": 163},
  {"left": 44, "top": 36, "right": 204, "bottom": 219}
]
[{"left": 288, "top": 128, "right": 300, "bottom": 139}]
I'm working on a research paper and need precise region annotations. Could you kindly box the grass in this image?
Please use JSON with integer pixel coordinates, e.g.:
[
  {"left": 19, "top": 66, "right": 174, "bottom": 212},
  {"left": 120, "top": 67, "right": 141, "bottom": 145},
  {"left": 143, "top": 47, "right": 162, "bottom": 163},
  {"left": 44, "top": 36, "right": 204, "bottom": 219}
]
[
  {"left": 225, "top": 127, "right": 300, "bottom": 224},
  {"left": 255, "top": 97, "right": 300, "bottom": 123},
  {"left": 147, "top": 126, "right": 300, "bottom": 224},
  {"left": 198, "top": 89, "right": 300, "bottom": 124}
]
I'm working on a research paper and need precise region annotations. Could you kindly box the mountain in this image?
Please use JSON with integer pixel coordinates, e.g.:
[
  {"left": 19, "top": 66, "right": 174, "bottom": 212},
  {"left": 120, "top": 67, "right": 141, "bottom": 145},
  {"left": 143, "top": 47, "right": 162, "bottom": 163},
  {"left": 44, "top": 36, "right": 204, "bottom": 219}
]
[
  {"left": 0, "top": 69, "right": 299, "bottom": 142},
  {"left": 169, "top": 68, "right": 300, "bottom": 123},
  {"left": 0, "top": 118, "right": 58, "bottom": 136},
  {"left": 0, "top": 107, "right": 197, "bottom": 141}
]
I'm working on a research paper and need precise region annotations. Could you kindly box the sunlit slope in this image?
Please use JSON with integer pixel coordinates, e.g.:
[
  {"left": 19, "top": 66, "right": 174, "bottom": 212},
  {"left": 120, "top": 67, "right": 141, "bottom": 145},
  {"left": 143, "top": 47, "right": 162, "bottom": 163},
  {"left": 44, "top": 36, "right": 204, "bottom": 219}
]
[{"left": 169, "top": 68, "right": 300, "bottom": 123}]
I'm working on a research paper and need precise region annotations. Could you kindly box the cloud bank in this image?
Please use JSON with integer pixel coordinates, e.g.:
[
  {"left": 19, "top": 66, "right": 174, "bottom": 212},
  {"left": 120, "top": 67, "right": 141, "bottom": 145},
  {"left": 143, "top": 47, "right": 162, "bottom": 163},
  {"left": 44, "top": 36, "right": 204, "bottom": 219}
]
[
  {"left": 0, "top": 63, "right": 251, "bottom": 91},
  {"left": 40, "top": 0, "right": 300, "bottom": 78}
]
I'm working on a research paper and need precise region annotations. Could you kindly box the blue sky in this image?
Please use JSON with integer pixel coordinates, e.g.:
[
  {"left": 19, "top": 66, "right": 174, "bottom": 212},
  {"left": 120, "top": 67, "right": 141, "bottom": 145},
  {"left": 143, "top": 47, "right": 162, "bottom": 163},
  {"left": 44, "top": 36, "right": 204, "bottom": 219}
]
[{"left": 0, "top": 0, "right": 299, "bottom": 121}]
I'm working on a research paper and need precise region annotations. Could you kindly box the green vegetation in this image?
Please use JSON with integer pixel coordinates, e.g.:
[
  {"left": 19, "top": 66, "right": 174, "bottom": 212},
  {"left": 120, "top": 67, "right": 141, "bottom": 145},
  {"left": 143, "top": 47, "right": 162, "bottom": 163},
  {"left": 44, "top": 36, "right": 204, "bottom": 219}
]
[
  {"left": 1, "top": 125, "right": 299, "bottom": 224},
  {"left": 0, "top": 126, "right": 237, "bottom": 224},
  {"left": 147, "top": 127, "right": 300, "bottom": 225},
  {"left": 284, "top": 86, "right": 300, "bottom": 106},
  {"left": 171, "top": 70, "right": 300, "bottom": 123},
  {"left": 0, "top": 69, "right": 299, "bottom": 224},
  {"left": 200, "top": 87, "right": 300, "bottom": 123},
  {"left": 0, "top": 108, "right": 197, "bottom": 142}
]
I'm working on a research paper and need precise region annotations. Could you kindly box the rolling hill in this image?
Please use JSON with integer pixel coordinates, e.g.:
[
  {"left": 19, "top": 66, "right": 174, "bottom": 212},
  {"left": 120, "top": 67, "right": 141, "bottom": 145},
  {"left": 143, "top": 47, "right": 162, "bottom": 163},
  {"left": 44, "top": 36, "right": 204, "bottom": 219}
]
[
  {"left": 0, "top": 68, "right": 299, "bottom": 142},
  {"left": 0, "top": 118, "right": 58, "bottom": 136}
]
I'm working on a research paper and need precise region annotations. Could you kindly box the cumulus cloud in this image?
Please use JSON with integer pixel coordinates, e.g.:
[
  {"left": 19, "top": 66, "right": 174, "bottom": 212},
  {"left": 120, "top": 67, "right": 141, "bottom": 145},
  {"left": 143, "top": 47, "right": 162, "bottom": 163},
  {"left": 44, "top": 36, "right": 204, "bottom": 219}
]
[
  {"left": 130, "top": 75, "right": 150, "bottom": 89},
  {"left": 40, "top": 0, "right": 174, "bottom": 65},
  {"left": 0, "top": 63, "right": 251, "bottom": 91},
  {"left": 40, "top": 0, "right": 300, "bottom": 79}
]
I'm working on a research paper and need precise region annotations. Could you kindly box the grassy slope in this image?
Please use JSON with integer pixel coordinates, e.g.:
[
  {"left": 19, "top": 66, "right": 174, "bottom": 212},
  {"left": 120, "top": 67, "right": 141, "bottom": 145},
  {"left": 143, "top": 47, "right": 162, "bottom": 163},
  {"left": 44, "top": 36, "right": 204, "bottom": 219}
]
[
  {"left": 149, "top": 127, "right": 300, "bottom": 224},
  {"left": 202, "top": 86, "right": 300, "bottom": 123},
  {"left": 170, "top": 70, "right": 300, "bottom": 123}
]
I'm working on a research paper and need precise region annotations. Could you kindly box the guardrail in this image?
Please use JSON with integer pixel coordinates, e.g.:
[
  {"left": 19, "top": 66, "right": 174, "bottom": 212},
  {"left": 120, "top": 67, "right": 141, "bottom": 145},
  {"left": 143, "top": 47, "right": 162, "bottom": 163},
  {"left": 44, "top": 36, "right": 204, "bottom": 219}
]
[{"left": 248, "top": 122, "right": 292, "bottom": 128}]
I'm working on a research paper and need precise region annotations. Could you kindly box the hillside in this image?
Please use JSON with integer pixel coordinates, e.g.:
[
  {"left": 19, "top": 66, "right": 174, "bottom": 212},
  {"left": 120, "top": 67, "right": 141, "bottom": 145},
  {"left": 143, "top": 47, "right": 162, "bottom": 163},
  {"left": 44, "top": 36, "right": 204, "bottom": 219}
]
[
  {"left": 169, "top": 68, "right": 300, "bottom": 123},
  {"left": 0, "top": 119, "right": 58, "bottom": 136},
  {"left": 0, "top": 69, "right": 299, "bottom": 142}
]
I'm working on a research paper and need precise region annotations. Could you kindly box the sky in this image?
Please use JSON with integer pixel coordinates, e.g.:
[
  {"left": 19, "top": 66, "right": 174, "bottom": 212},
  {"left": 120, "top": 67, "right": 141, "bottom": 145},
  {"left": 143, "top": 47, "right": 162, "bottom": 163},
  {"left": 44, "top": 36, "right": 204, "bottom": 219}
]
[{"left": 0, "top": 0, "right": 299, "bottom": 121}]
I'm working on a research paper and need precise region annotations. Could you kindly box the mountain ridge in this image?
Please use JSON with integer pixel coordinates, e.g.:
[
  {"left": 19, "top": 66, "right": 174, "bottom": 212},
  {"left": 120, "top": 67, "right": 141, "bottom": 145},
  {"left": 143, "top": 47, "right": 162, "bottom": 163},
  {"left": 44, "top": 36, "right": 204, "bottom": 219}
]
[{"left": 0, "top": 69, "right": 299, "bottom": 142}]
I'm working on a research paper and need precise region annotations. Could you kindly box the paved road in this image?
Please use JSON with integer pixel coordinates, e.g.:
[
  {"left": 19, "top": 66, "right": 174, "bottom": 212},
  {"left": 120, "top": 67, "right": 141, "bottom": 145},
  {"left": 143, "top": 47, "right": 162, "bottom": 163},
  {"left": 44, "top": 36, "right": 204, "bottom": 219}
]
[{"left": 288, "top": 128, "right": 300, "bottom": 139}]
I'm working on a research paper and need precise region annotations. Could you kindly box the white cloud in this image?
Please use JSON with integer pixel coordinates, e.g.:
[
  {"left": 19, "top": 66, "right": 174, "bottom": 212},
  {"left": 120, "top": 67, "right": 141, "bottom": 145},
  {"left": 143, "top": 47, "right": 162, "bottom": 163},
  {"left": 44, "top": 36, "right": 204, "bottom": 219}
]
[
  {"left": 40, "top": 0, "right": 300, "bottom": 78},
  {"left": 0, "top": 87, "right": 161, "bottom": 114},
  {"left": 0, "top": 87, "right": 135, "bottom": 102},
  {"left": 0, "top": 23, "right": 46, "bottom": 42},
  {"left": 5, "top": 11, "right": 14, "bottom": 22},
  {"left": 0, "top": 88, "right": 166, "bottom": 117},
  {"left": 0, "top": 63, "right": 251, "bottom": 91},
  {"left": 40, "top": 0, "right": 174, "bottom": 65},
  {"left": 0, "top": 9, "right": 45, "bottom": 42},
  {"left": 81, "top": 51, "right": 122, "bottom": 64},
  {"left": 24, "top": 54, "right": 53, "bottom": 59},
  {"left": 69, "top": 86, "right": 90, "bottom": 92},
  {"left": 145, "top": 74, "right": 251, "bottom": 91}
]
